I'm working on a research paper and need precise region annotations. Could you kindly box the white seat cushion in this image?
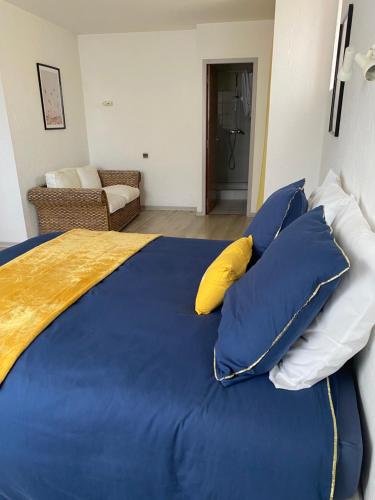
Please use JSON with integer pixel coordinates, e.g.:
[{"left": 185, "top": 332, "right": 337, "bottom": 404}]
[
  {"left": 103, "top": 185, "right": 140, "bottom": 204},
  {"left": 105, "top": 192, "right": 126, "bottom": 214},
  {"left": 77, "top": 166, "right": 102, "bottom": 189},
  {"left": 45, "top": 168, "right": 81, "bottom": 188}
]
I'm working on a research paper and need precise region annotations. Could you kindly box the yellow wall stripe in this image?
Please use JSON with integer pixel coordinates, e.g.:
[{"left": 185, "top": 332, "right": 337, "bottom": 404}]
[{"left": 257, "top": 47, "right": 274, "bottom": 210}]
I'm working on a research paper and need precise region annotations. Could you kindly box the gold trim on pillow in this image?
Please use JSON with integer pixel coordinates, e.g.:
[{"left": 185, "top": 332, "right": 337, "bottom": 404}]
[
  {"left": 327, "top": 377, "right": 338, "bottom": 500},
  {"left": 274, "top": 186, "right": 304, "bottom": 239},
  {"left": 214, "top": 240, "right": 350, "bottom": 383}
]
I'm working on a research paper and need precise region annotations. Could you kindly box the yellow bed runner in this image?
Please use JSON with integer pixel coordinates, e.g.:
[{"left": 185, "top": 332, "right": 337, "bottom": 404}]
[{"left": 0, "top": 229, "right": 159, "bottom": 384}]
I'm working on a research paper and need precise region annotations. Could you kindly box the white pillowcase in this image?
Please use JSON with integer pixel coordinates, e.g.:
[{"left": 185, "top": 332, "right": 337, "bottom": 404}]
[
  {"left": 270, "top": 196, "right": 375, "bottom": 390},
  {"left": 77, "top": 166, "right": 102, "bottom": 189},
  {"left": 308, "top": 170, "right": 350, "bottom": 225},
  {"left": 322, "top": 169, "right": 341, "bottom": 187},
  {"left": 45, "top": 168, "right": 81, "bottom": 188}
]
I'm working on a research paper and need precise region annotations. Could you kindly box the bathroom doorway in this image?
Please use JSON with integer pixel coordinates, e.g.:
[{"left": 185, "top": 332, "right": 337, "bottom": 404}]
[{"left": 206, "top": 62, "right": 254, "bottom": 215}]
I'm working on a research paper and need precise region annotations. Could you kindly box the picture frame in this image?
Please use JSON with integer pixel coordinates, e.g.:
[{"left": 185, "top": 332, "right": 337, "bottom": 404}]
[
  {"left": 329, "top": 3, "right": 354, "bottom": 137},
  {"left": 36, "top": 63, "right": 66, "bottom": 130}
]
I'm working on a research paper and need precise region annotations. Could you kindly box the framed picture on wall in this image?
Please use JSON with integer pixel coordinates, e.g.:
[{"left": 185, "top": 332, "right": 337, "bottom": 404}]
[
  {"left": 329, "top": 3, "right": 354, "bottom": 137},
  {"left": 36, "top": 63, "right": 66, "bottom": 130}
]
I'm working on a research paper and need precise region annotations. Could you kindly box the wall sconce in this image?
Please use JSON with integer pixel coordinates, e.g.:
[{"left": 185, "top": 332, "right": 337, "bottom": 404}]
[{"left": 338, "top": 45, "right": 375, "bottom": 82}]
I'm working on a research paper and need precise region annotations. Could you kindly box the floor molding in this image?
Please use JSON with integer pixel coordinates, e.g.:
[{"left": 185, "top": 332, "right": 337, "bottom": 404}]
[{"left": 0, "top": 241, "right": 16, "bottom": 249}]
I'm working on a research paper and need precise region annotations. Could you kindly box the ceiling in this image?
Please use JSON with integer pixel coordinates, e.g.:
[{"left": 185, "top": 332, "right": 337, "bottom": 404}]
[{"left": 5, "top": 0, "right": 275, "bottom": 34}]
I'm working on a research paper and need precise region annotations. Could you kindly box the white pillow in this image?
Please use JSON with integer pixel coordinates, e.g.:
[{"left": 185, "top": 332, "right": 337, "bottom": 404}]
[
  {"left": 77, "top": 166, "right": 102, "bottom": 189},
  {"left": 308, "top": 173, "right": 350, "bottom": 226},
  {"left": 45, "top": 168, "right": 81, "bottom": 188},
  {"left": 270, "top": 196, "right": 375, "bottom": 390},
  {"left": 322, "top": 169, "right": 341, "bottom": 187},
  {"left": 103, "top": 185, "right": 140, "bottom": 204}
]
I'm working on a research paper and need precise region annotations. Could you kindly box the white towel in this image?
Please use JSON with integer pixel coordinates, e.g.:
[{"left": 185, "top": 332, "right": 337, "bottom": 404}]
[{"left": 241, "top": 72, "right": 252, "bottom": 117}]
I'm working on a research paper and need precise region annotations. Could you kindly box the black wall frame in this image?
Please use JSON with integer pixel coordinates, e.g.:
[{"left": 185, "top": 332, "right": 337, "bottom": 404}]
[
  {"left": 329, "top": 4, "right": 354, "bottom": 138},
  {"left": 36, "top": 63, "right": 66, "bottom": 130}
]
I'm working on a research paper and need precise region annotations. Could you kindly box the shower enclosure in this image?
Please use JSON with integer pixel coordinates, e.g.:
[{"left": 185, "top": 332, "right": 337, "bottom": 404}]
[{"left": 206, "top": 62, "right": 253, "bottom": 215}]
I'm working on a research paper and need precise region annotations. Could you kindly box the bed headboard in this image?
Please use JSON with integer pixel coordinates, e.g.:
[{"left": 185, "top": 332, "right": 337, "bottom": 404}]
[
  {"left": 355, "top": 333, "right": 375, "bottom": 498},
  {"left": 323, "top": 166, "right": 375, "bottom": 499},
  {"left": 320, "top": 0, "right": 375, "bottom": 494},
  {"left": 321, "top": 159, "right": 375, "bottom": 500},
  {"left": 342, "top": 169, "right": 375, "bottom": 499},
  {"left": 320, "top": 169, "right": 375, "bottom": 500},
  {"left": 321, "top": 50, "right": 375, "bottom": 498}
]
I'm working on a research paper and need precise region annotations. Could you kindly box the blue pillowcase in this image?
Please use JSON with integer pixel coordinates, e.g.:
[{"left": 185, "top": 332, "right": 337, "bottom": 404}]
[
  {"left": 244, "top": 179, "right": 308, "bottom": 260},
  {"left": 214, "top": 206, "right": 350, "bottom": 386}
]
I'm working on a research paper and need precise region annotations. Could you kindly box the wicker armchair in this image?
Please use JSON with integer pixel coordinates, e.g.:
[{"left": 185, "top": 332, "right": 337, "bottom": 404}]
[{"left": 28, "top": 170, "right": 141, "bottom": 234}]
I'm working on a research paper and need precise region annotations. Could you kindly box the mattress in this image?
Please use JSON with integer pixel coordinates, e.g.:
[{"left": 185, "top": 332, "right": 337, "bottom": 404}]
[{"left": 0, "top": 234, "right": 362, "bottom": 500}]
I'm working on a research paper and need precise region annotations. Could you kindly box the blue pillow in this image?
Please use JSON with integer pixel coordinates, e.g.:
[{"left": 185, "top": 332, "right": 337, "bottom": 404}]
[
  {"left": 244, "top": 179, "right": 307, "bottom": 260},
  {"left": 214, "top": 206, "right": 350, "bottom": 386}
]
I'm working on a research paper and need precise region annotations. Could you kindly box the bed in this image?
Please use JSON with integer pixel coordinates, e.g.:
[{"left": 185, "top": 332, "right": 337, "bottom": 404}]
[{"left": 0, "top": 233, "right": 362, "bottom": 500}]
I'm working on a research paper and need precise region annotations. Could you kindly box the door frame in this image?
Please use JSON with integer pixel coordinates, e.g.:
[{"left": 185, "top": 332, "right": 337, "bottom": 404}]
[{"left": 201, "top": 58, "right": 258, "bottom": 217}]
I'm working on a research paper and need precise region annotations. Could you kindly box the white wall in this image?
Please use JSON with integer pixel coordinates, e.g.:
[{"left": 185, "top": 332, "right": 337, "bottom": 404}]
[
  {"left": 0, "top": 0, "right": 89, "bottom": 238},
  {"left": 196, "top": 21, "right": 274, "bottom": 213},
  {"left": 79, "top": 20, "right": 274, "bottom": 212},
  {"left": 320, "top": 1, "right": 375, "bottom": 497},
  {"left": 79, "top": 30, "right": 201, "bottom": 209},
  {"left": 0, "top": 74, "right": 27, "bottom": 243},
  {"left": 0, "top": 7, "right": 273, "bottom": 236},
  {"left": 264, "top": 0, "right": 339, "bottom": 198},
  {"left": 321, "top": 0, "right": 375, "bottom": 230}
]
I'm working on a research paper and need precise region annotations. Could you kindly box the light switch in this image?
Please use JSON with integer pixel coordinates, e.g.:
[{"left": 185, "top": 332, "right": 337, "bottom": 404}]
[{"left": 102, "top": 100, "right": 113, "bottom": 107}]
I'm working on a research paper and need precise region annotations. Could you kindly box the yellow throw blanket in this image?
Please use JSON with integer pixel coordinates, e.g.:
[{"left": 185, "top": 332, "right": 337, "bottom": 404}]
[{"left": 0, "top": 229, "right": 159, "bottom": 384}]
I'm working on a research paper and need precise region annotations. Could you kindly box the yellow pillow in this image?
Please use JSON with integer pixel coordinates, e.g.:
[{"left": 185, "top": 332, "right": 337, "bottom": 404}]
[{"left": 195, "top": 236, "right": 253, "bottom": 315}]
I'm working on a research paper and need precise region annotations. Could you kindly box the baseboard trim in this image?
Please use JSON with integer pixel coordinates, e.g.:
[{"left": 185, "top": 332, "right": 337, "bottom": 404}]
[{"left": 142, "top": 205, "right": 197, "bottom": 212}]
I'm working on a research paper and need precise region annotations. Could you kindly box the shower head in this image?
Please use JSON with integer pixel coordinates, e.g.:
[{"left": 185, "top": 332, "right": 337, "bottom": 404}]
[{"left": 229, "top": 128, "right": 245, "bottom": 135}]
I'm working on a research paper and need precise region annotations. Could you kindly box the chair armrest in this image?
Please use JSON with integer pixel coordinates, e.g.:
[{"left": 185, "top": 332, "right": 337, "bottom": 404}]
[
  {"left": 99, "top": 170, "right": 141, "bottom": 188},
  {"left": 28, "top": 187, "right": 107, "bottom": 208}
]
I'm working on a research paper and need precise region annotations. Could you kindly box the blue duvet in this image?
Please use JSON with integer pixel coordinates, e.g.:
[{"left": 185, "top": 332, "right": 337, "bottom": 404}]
[{"left": 0, "top": 234, "right": 361, "bottom": 500}]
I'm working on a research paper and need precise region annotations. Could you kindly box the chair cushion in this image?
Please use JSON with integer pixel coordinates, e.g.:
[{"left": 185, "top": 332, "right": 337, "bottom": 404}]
[
  {"left": 77, "top": 166, "right": 102, "bottom": 189},
  {"left": 104, "top": 185, "right": 140, "bottom": 204},
  {"left": 214, "top": 207, "right": 350, "bottom": 386},
  {"left": 45, "top": 168, "right": 81, "bottom": 188},
  {"left": 243, "top": 179, "right": 307, "bottom": 260},
  {"left": 195, "top": 236, "right": 253, "bottom": 315},
  {"left": 105, "top": 192, "right": 126, "bottom": 214}
]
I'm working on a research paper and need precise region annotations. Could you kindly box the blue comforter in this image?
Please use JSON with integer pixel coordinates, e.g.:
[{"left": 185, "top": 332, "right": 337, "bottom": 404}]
[{"left": 0, "top": 234, "right": 361, "bottom": 500}]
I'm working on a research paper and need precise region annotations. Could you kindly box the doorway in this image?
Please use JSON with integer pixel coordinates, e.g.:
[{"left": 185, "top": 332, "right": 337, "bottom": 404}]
[{"left": 206, "top": 62, "right": 254, "bottom": 215}]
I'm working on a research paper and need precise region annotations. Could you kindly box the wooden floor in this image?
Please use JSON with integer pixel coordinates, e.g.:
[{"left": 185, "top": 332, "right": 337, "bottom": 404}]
[
  {"left": 124, "top": 209, "right": 251, "bottom": 240},
  {"left": 0, "top": 211, "right": 251, "bottom": 250}
]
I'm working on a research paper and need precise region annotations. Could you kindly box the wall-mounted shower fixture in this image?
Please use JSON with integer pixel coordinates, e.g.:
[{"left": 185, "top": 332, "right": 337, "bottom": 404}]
[{"left": 229, "top": 128, "right": 245, "bottom": 135}]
